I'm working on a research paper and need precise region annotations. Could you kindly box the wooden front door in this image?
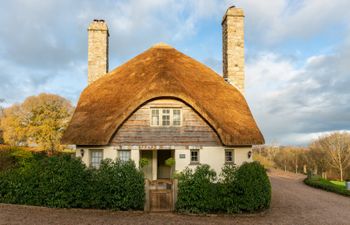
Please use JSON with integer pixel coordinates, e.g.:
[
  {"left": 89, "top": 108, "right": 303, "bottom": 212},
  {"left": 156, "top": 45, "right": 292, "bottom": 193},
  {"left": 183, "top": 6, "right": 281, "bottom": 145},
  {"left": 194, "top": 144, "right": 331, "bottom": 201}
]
[{"left": 149, "top": 179, "right": 173, "bottom": 212}]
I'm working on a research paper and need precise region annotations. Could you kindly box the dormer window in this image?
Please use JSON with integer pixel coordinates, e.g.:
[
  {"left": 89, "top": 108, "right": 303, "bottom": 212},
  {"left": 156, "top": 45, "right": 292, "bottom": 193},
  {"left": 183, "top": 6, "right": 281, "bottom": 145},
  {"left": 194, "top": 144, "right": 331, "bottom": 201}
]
[{"left": 151, "top": 108, "right": 182, "bottom": 127}]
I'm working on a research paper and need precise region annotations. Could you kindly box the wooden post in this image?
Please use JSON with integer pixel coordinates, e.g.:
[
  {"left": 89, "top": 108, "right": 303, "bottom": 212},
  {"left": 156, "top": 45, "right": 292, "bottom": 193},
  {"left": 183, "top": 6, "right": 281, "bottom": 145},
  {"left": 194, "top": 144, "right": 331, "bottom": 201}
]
[
  {"left": 144, "top": 179, "right": 150, "bottom": 212},
  {"left": 172, "top": 179, "right": 178, "bottom": 211}
]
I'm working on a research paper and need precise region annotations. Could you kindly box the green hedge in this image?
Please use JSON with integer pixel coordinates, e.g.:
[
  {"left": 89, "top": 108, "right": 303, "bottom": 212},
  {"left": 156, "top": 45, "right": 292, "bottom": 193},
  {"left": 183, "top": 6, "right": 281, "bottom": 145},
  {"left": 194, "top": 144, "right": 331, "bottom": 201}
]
[
  {"left": 0, "top": 146, "right": 34, "bottom": 172},
  {"left": 176, "top": 162, "right": 271, "bottom": 213},
  {"left": 89, "top": 159, "right": 145, "bottom": 210},
  {"left": 0, "top": 154, "right": 145, "bottom": 209},
  {"left": 304, "top": 177, "right": 350, "bottom": 197},
  {"left": 176, "top": 165, "right": 221, "bottom": 213}
]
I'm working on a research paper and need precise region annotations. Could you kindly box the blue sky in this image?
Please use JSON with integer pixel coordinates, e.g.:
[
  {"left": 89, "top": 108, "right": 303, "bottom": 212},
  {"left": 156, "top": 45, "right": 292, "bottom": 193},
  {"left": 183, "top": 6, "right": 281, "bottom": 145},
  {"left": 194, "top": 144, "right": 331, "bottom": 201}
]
[{"left": 0, "top": 0, "right": 350, "bottom": 145}]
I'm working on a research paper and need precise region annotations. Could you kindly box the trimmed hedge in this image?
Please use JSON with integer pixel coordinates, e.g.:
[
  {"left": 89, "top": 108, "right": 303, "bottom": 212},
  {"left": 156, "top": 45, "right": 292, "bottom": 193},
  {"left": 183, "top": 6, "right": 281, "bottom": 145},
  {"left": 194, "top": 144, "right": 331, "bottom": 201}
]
[
  {"left": 0, "top": 154, "right": 145, "bottom": 209},
  {"left": 176, "top": 165, "right": 220, "bottom": 213},
  {"left": 176, "top": 162, "right": 271, "bottom": 213},
  {"left": 304, "top": 177, "right": 350, "bottom": 197},
  {"left": 234, "top": 162, "right": 271, "bottom": 212},
  {"left": 89, "top": 159, "right": 145, "bottom": 210}
]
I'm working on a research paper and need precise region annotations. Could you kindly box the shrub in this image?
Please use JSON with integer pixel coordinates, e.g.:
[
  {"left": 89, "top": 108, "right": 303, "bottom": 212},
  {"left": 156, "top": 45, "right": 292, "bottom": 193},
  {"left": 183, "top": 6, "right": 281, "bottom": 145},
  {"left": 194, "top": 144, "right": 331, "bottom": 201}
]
[
  {"left": 0, "top": 155, "right": 145, "bottom": 210},
  {"left": 0, "top": 149, "right": 16, "bottom": 171},
  {"left": 176, "top": 165, "right": 219, "bottom": 213},
  {"left": 0, "top": 146, "right": 33, "bottom": 172},
  {"left": 0, "top": 154, "right": 90, "bottom": 208},
  {"left": 234, "top": 162, "right": 271, "bottom": 212},
  {"left": 304, "top": 177, "right": 350, "bottom": 197},
  {"left": 176, "top": 162, "right": 271, "bottom": 214},
  {"left": 89, "top": 159, "right": 145, "bottom": 210},
  {"left": 220, "top": 164, "right": 239, "bottom": 213}
]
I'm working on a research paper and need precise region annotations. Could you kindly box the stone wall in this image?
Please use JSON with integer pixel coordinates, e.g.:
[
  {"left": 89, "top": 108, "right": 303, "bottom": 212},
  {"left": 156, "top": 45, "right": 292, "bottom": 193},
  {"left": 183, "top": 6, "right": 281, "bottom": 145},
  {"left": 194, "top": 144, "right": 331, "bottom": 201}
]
[
  {"left": 222, "top": 7, "right": 245, "bottom": 94},
  {"left": 88, "top": 20, "right": 109, "bottom": 84}
]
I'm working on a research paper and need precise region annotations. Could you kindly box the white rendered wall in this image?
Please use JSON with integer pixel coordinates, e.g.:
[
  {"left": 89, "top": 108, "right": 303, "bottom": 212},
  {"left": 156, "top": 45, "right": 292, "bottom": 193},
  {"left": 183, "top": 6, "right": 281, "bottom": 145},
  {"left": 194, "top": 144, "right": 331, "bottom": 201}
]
[
  {"left": 77, "top": 146, "right": 252, "bottom": 177},
  {"left": 175, "top": 146, "right": 252, "bottom": 176}
]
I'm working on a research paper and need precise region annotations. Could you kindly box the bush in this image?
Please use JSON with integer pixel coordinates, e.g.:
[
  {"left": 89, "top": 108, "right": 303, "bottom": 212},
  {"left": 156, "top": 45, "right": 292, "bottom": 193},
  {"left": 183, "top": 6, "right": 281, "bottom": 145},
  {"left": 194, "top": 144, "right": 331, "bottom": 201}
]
[
  {"left": 234, "top": 162, "right": 271, "bottom": 212},
  {"left": 176, "top": 162, "right": 271, "bottom": 214},
  {"left": 0, "top": 154, "right": 145, "bottom": 210},
  {"left": 89, "top": 159, "right": 145, "bottom": 210},
  {"left": 176, "top": 165, "right": 219, "bottom": 213},
  {"left": 0, "top": 154, "right": 90, "bottom": 208},
  {"left": 304, "top": 177, "right": 350, "bottom": 197},
  {"left": 0, "top": 146, "right": 34, "bottom": 172}
]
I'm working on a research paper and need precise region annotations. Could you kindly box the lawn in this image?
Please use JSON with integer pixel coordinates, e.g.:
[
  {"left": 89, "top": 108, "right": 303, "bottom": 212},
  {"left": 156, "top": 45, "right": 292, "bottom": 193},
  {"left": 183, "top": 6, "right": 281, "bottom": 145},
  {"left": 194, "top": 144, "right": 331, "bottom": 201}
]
[
  {"left": 304, "top": 176, "right": 350, "bottom": 197},
  {"left": 330, "top": 180, "right": 346, "bottom": 189}
]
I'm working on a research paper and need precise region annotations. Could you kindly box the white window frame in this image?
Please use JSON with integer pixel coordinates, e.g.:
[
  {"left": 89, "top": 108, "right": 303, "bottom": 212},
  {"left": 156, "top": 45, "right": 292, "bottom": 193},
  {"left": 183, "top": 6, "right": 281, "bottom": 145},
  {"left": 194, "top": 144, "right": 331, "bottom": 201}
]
[
  {"left": 225, "top": 149, "right": 235, "bottom": 164},
  {"left": 90, "top": 149, "right": 103, "bottom": 169},
  {"left": 151, "top": 109, "right": 160, "bottom": 126},
  {"left": 150, "top": 108, "right": 182, "bottom": 127},
  {"left": 118, "top": 150, "right": 131, "bottom": 162},
  {"left": 190, "top": 149, "right": 200, "bottom": 164}
]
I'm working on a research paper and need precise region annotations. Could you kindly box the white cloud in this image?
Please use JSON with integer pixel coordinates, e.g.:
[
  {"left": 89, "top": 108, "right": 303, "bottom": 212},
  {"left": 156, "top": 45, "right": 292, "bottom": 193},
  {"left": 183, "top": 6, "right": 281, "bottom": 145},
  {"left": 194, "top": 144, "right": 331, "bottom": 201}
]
[
  {"left": 246, "top": 37, "right": 350, "bottom": 145},
  {"left": 236, "top": 0, "right": 350, "bottom": 44}
]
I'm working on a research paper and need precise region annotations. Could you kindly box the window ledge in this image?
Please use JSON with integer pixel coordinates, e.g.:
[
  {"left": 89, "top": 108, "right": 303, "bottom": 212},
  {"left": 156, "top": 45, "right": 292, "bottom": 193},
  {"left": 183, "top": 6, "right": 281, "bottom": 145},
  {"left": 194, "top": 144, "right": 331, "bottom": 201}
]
[
  {"left": 189, "top": 162, "right": 201, "bottom": 165},
  {"left": 225, "top": 162, "right": 236, "bottom": 165}
]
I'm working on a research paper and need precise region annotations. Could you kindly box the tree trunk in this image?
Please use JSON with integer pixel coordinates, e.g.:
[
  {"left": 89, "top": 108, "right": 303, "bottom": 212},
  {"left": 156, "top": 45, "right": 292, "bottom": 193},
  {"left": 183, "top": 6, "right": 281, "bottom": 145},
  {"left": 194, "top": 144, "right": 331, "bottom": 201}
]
[{"left": 340, "top": 167, "right": 343, "bottom": 181}]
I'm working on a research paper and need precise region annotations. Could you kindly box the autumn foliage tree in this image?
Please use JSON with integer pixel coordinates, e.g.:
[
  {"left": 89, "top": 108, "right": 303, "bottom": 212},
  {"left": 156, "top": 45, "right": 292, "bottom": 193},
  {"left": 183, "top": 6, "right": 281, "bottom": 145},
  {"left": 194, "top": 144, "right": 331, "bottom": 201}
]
[
  {"left": 0, "top": 94, "right": 73, "bottom": 153},
  {"left": 0, "top": 98, "right": 4, "bottom": 143}
]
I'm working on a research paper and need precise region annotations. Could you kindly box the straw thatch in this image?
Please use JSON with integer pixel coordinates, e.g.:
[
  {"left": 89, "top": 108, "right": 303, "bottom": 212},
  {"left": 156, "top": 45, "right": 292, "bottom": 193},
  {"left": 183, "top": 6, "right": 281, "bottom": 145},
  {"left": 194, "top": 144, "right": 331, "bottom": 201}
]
[{"left": 62, "top": 43, "right": 264, "bottom": 146}]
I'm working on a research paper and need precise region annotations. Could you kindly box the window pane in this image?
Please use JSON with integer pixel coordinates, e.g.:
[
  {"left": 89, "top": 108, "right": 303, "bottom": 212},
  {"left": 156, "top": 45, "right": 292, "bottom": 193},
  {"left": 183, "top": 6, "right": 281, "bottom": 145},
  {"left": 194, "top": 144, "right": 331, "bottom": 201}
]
[
  {"left": 225, "top": 150, "right": 234, "bottom": 163},
  {"left": 151, "top": 109, "right": 159, "bottom": 126},
  {"left": 162, "top": 115, "right": 170, "bottom": 126},
  {"left": 91, "top": 150, "right": 103, "bottom": 168},
  {"left": 173, "top": 109, "right": 181, "bottom": 126},
  {"left": 191, "top": 150, "right": 199, "bottom": 162},
  {"left": 225, "top": 151, "right": 232, "bottom": 162},
  {"left": 119, "top": 150, "right": 131, "bottom": 162}
]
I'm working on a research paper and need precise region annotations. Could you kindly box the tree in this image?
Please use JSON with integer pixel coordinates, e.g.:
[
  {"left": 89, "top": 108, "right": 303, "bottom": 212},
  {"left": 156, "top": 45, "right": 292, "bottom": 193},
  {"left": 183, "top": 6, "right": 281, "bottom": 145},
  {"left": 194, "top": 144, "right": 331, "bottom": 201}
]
[
  {"left": 0, "top": 93, "right": 74, "bottom": 153},
  {"left": 307, "top": 142, "right": 330, "bottom": 178},
  {"left": 0, "top": 98, "right": 4, "bottom": 143},
  {"left": 314, "top": 132, "right": 350, "bottom": 181}
]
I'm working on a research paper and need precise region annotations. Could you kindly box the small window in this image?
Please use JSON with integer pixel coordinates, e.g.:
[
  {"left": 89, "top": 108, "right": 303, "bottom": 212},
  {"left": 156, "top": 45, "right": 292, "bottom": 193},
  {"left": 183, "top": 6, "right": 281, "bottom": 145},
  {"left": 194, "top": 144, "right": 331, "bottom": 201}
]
[
  {"left": 118, "top": 150, "right": 131, "bottom": 162},
  {"left": 190, "top": 150, "right": 199, "bottom": 163},
  {"left": 173, "top": 109, "right": 181, "bottom": 126},
  {"left": 162, "top": 109, "right": 170, "bottom": 126},
  {"left": 225, "top": 149, "right": 235, "bottom": 163},
  {"left": 150, "top": 108, "right": 182, "bottom": 127},
  {"left": 90, "top": 150, "right": 103, "bottom": 168},
  {"left": 151, "top": 109, "right": 159, "bottom": 126}
]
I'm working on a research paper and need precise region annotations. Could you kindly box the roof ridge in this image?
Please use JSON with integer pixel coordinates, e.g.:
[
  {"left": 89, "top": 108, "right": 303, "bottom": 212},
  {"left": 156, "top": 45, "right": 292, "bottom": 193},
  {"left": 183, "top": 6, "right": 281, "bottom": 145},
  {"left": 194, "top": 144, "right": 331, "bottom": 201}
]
[{"left": 151, "top": 42, "right": 173, "bottom": 49}]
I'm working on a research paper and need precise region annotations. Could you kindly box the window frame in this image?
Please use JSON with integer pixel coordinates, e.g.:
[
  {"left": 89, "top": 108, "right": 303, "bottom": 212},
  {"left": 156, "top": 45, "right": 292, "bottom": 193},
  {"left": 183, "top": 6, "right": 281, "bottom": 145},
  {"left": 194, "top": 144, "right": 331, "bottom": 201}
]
[
  {"left": 225, "top": 149, "right": 235, "bottom": 164},
  {"left": 151, "top": 109, "right": 160, "bottom": 126},
  {"left": 118, "top": 150, "right": 131, "bottom": 162},
  {"left": 150, "top": 108, "right": 182, "bottom": 127},
  {"left": 90, "top": 149, "right": 103, "bottom": 169},
  {"left": 190, "top": 149, "right": 200, "bottom": 164}
]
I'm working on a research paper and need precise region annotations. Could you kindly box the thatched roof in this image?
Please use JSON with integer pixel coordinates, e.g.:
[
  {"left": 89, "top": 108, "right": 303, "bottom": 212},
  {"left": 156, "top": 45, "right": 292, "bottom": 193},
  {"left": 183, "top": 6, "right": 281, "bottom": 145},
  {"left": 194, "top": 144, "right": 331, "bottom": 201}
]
[{"left": 62, "top": 43, "right": 264, "bottom": 146}]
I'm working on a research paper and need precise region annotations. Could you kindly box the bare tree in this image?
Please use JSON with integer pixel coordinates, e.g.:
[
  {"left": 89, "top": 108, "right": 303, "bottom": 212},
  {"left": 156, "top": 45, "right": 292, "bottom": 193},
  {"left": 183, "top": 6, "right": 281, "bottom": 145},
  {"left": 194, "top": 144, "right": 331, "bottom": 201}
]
[
  {"left": 316, "top": 132, "right": 350, "bottom": 181},
  {"left": 308, "top": 142, "right": 330, "bottom": 178}
]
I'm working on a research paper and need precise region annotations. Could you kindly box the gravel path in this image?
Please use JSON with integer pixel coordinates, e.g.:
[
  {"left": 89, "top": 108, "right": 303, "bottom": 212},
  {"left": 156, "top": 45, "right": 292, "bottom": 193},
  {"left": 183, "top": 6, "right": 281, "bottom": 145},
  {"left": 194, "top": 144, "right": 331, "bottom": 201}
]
[{"left": 1, "top": 170, "right": 350, "bottom": 225}]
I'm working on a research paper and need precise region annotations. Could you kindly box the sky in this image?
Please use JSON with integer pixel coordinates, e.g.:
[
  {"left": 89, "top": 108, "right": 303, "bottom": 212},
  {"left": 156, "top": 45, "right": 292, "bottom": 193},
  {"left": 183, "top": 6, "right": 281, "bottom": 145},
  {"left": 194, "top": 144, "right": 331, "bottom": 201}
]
[{"left": 0, "top": 0, "right": 350, "bottom": 146}]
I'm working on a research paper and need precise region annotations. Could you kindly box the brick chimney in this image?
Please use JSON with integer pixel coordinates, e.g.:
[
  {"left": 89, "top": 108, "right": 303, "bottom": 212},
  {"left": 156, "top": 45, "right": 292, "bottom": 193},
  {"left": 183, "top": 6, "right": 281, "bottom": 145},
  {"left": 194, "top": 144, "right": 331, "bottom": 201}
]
[
  {"left": 88, "top": 19, "right": 109, "bottom": 85},
  {"left": 222, "top": 6, "right": 245, "bottom": 94}
]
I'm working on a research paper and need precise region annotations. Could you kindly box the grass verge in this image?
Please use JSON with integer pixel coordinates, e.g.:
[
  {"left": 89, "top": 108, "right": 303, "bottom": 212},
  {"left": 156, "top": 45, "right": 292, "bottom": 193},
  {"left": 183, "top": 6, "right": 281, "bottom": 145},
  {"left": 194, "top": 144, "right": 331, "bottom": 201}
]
[{"left": 304, "top": 176, "right": 350, "bottom": 197}]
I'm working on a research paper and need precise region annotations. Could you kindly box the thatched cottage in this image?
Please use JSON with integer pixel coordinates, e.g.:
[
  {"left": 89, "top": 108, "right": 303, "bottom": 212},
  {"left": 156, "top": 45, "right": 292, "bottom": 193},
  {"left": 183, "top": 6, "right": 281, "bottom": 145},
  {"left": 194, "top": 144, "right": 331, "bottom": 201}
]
[{"left": 62, "top": 6, "right": 264, "bottom": 180}]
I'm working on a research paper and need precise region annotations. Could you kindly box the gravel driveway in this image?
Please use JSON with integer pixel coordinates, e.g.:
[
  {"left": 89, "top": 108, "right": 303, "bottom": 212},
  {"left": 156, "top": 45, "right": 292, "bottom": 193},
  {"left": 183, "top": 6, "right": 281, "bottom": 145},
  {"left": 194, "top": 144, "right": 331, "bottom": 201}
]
[{"left": 1, "top": 170, "right": 350, "bottom": 225}]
